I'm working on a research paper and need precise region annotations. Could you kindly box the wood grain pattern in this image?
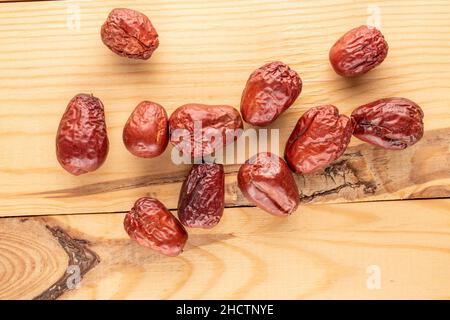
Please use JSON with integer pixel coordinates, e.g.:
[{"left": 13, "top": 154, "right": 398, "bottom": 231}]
[
  {"left": 0, "top": 199, "right": 449, "bottom": 299},
  {"left": 0, "top": 0, "right": 449, "bottom": 216},
  {"left": 28, "top": 127, "right": 450, "bottom": 207}
]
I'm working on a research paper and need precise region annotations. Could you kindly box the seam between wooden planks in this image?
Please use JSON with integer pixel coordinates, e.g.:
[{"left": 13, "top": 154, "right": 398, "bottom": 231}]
[
  {"left": 0, "top": 0, "right": 63, "bottom": 4},
  {"left": 1, "top": 197, "right": 449, "bottom": 220}
]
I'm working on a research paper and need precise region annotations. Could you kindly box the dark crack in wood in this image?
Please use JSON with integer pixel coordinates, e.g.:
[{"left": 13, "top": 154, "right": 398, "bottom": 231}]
[
  {"left": 299, "top": 151, "right": 377, "bottom": 203},
  {"left": 300, "top": 181, "right": 377, "bottom": 203},
  {"left": 33, "top": 226, "right": 100, "bottom": 300}
]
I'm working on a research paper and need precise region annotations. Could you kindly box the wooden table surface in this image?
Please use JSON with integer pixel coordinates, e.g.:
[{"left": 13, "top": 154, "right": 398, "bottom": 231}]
[{"left": 0, "top": 0, "right": 449, "bottom": 299}]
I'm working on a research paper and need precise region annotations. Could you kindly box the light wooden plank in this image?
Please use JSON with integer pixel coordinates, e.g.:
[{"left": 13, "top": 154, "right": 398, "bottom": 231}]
[
  {"left": 0, "top": 0, "right": 50, "bottom": 2},
  {"left": 0, "top": 199, "right": 449, "bottom": 299},
  {"left": 0, "top": 0, "right": 449, "bottom": 216}
]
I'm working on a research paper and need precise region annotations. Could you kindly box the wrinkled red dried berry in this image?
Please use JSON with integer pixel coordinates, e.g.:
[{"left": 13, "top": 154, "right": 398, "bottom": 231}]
[
  {"left": 178, "top": 163, "right": 225, "bottom": 228},
  {"left": 124, "top": 197, "right": 188, "bottom": 257},
  {"left": 284, "top": 105, "right": 353, "bottom": 174},
  {"left": 240, "top": 61, "right": 301, "bottom": 126},
  {"left": 123, "top": 101, "right": 168, "bottom": 158},
  {"left": 56, "top": 93, "right": 109, "bottom": 175},
  {"left": 238, "top": 152, "right": 299, "bottom": 216},
  {"left": 169, "top": 103, "right": 243, "bottom": 158},
  {"left": 329, "top": 25, "right": 388, "bottom": 77},
  {"left": 351, "top": 97, "right": 424, "bottom": 149},
  {"left": 101, "top": 8, "right": 159, "bottom": 60}
]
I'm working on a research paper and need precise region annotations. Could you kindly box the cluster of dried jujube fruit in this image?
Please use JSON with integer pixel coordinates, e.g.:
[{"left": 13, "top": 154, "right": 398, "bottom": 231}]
[{"left": 55, "top": 8, "right": 424, "bottom": 257}]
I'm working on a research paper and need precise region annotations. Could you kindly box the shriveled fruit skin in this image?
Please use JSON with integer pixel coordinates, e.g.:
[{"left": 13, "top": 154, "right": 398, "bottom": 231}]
[
  {"left": 178, "top": 163, "right": 225, "bottom": 228},
  {"left": 351, "top": 97, "right": 424, "bottom": 149},
  {"left": 101, "top": 8, "right": 159, "bottom": 60},
  {"left": 124, "top": 197, "right": 188, "bottom": 257},
  {"left": 56, "top": 93, "right": 109, "bottom": 176},
  {"left": 240, "top": 61, "right": 302, "bottom": 126},
  {"left": 238, "top": 152, "right": 300, "bottom": 216},
  {"left": 284, "top": 105, "right": 353, "bottom": 174},
  {"left": 169, "top": 103, "right": 243, "bottom": 158},
  {"left": 123, "top": 101, "right": 168, "bottom": 158},
  {"left": 329, "top": 25, "right": 388, "bottom": 77}
]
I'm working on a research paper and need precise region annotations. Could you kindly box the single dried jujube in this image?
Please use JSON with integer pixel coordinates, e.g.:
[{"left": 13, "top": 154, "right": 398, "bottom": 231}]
[
  {"left": 169, "top": 103, "right": 243, "bottom": 158},
  {"left": 124, "top": 197, "right": 188, "bottom": 257},
  {"left": 284, "top": 105, "right": 353, "bottom": 174},
  {"left": 329, "top": 25, "right": 388, "bottom": 77},
  {"left": 240, "top": 61, "right": 302, "bottom": 126},
  {"left": 123, "top": 101, "right": 168, "bottom": 158},
  {"left": 56, "top": 93, "right": 109, "bottom": 175},
  {"left": 178, "top": 163, "right": 225, "bottom": 228},
  {"left": 238, "top": 152, "right": 300, "bottom": 216},
  {"left": 101, "top": 8, "right": 159, "bottom": 60},
  {"left": 351, "top": 97, "right": 424, "bottom": 149}
]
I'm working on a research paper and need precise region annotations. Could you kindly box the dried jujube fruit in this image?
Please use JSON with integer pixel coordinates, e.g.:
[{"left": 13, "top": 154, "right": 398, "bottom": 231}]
[
  {"left": 124, "top": 197, "right": 188, "bottom": 257},
  {"left": 284, "top": 105, "right": 353, "bottom": 174},
  {"left": 329, "top": 25, "right": 388, "bottom": 77},
  {"left": 351, "top": 97, "right": 424, "bottom": 149},
  {"left": 123, "top": 101, "right": 168, "bottom": 158},
  {"left": 240, "top": 61, "right": 301, "bottom": 126},
  {"left": 56, "top": 93, "right": 109, "bottom": 175},
  {"left": 238, "top": 152, "right": 300, "bottom": 216},
  {"left": 178, "top": 163, "right": 225, "bottom": 228},
  {"left": 101, "top": 8, "right": 159, "bottom": 60},
  {"left": 169, "top": 103, "right": 243, "bottom": 158}
]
